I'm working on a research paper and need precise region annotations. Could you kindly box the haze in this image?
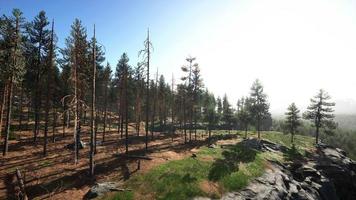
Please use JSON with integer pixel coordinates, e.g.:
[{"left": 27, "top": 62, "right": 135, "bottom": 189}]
[{"left": 2, "top": 0, "right": 356, "bottom": 114}]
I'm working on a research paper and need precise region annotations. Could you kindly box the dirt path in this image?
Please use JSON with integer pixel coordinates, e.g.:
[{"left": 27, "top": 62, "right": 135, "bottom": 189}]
[{"left": 0, "top": 126, "right": 213, "bottom": 200}]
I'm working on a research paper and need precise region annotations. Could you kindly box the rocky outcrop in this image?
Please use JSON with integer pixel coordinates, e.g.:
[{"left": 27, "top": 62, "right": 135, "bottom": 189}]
[
  {"left": 196, "top": 139, "right": 356, "bottom": 200},
  {"left": 85, "top": 182, "right": 123, "bottom": 199}
]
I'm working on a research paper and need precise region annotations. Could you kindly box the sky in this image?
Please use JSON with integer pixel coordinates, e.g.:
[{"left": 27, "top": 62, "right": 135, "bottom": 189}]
[{"left": 1, "top": 0, "right": 356, "bottom": 115}]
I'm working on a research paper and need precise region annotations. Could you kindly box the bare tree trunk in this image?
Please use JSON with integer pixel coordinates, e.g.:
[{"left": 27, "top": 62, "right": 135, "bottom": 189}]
[
  {"left": 124, "top": 68, "right": 129, "bottom": 154},
  {"left": 52, "top": 106, "right": 56, "bottom": 143},
  {"left": 62, "top": 104, "right": 66, "bottom": 137},
  {"left": 18, "top": 85, "right": 23, "bottom": 132},
  {"left": 73, "top": 48, "right": 78, "bottom": 164},
  {"left": 183, "top": 96, "right": 187, "bottom": 144},
  {"left": 171, "top": 75, "right": 175, "bottom": 142},
  {"left": 3, "top": 77, "right": 13, "bottom": 156},
  {"left": 103, "top": 87, "right": 107, "bottom": 142},
  {"left": 0, "top": 84, "right": 8, "bottom": 139},
  {"left": 145, "top": 29, "right": 150, "bottom": 152},
  {"left": 89, "top": 25, "right": 96, "bottom": 176}
]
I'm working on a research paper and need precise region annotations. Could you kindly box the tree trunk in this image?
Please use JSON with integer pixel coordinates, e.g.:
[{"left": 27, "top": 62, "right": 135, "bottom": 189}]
[
  {"left": 3, "top": 77, "right": 13, "bottom": 156},
  {"left": 62, "top": 104, "right": 66, "bottom": 138},
  {"left": 52, "top": 107, "right": 56, "bottom": 143},
  {"left": 103, "top": 85, "right": 107, "bottom": 142},
  {"left": 145, "top": 29, "right": 150, "bottom": 152},
  {"left": 124, "top": 68, "right": 129, "bottom": 154},
  {"left": 73, "top": 48, "right": 78, "bottom": 164},
  {"left": 183, "top": 97, "right": 187, "bottom": 144},
  {"left": 18, "top": 85, "right": 23, "bottom": 132},
  {"left": 89, "top": 25, "right": 96, "bottom": 176},
  {"left": 0, "top": 84, "right": 8, "bottom": 139}
]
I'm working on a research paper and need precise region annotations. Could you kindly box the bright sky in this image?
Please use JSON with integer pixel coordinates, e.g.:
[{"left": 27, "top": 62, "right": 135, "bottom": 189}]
[{"left": 1, "top": 0, "right": 356, "bottom": 114}]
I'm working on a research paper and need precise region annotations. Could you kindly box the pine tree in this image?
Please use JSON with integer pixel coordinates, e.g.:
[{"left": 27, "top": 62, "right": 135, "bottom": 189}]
[
  {"left": 285, "top": 103, "right": 301, "bottom": 143},
  {"left": 101, "top": 63, "right": 112, "bottom": 142},
  {"left": 43, "top": 19, "right": 55, "bottom": 156},
  {"left": 216, "top": 97, "right": 222, "bottom": 124},
  {"left": 191, "top": 63, "right": 203, "bottom": 140},
  {"left": 249, "top": 79, "right": 270, "bottom": 139},
  {"left": 1, "top": 9, "right": 26, "bottom": 156},
  {"left": 222, "top": 94, "right": 233, "bottom": 132},
  {"left": 115, "top": 53, "right": 131, "bottom": 154},
  {"left": 237, "top": 97, "right": 251, "bottom": 139},
  {"left": 61, "top": 19, "right": 90, "bottom": 164},
  {"left": 303, "top": 89, "right": 336, "bottom": 144},
  {"left": 26, "top": 10, "right": 51, "bottom": 143}
]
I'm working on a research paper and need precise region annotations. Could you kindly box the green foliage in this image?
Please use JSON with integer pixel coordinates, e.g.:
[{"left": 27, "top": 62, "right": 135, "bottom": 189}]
[
  {"left": 248, "top": 79, "right": 270, "bottom": 133},
  {"left": 303, "top": 89, "right": 336, "bottom": 142},
  {"left": 322, "top": 128, "right": 356, "bottom": 160},
  {"left": 285, "top": 103, "right": 301, "bottom": 143}
]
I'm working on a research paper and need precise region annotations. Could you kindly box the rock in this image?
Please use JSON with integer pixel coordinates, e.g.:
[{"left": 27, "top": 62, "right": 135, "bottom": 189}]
[
  {"left": 240, "top": 138, "right": 262, "bottom": 150},
  {"left": 85, "top": 182, "right": 121, "bottom": 199},
  {"left": 194, "top": 140, "right": 356, "bottom": 200}
]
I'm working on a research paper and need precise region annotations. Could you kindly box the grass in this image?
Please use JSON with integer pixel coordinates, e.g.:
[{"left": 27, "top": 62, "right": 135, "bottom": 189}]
[
  {"left": 100, "top": 191, "right": 134, "bottom": 200},
  {"left": 115, "top": 143, "right": 268, "bottom": 200},
  {"left": 104, "top": 131, "right": 315, "bottom": 200}
]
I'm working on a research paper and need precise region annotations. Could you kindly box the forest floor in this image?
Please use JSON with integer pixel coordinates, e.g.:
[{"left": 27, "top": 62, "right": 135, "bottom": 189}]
[{"left": 0, "top": 124, "right": 226, "bottom": 200}]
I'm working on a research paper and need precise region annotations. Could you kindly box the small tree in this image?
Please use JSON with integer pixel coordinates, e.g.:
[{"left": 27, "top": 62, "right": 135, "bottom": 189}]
[
  {"left": 249, "top": 79, "right": 270, "bottom": 139},
  {"left": 285, "top": 103, "right": 301, "bottom": 143},
  {"left": 303, "top": 89, "right": 336, "bottom": 144}
]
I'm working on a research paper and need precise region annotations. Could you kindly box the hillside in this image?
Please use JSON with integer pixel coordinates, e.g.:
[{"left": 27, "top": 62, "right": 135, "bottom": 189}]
[
  {"left": 335, "top": 114, "right": 356, "bottom": 130},
  {"left": 93, "top": 132, "right": 356, "bottom": 200}
]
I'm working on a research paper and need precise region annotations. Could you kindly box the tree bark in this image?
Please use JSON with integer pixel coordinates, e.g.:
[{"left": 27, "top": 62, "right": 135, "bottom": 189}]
[
  {"left": 3, "top": 77, "right": 13, "bottom": 156},
  {"left": 0, "top": 84, "right": 8, "bottom": 139},
  {"left": 89, "top": 25, "right": 96, "bottom": 176},
  {"left": 145, "top": 29, "right": 150, "bottom": 152}
]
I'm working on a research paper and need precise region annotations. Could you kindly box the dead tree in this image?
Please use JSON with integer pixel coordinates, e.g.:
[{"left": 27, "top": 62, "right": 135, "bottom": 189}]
[
  {"left": 89, "top": 24, "right": 96, "bottom": 176},
  {"left": 139, "top": 28, "right": 152, "bottom": 152}
]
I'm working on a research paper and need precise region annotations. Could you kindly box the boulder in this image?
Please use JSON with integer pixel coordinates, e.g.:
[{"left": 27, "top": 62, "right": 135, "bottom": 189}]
[{"left": 85, "top": 182, "right": 121, "bottom": 199}]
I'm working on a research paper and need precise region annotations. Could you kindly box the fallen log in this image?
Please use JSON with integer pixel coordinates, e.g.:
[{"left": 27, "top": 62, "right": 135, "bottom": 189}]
[{"left": 15, "top": 168, "right": 28, "bottom": 200}]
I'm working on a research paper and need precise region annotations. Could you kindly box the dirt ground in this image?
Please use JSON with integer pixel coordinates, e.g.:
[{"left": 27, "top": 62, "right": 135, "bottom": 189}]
[{"left": 0, "top": 124, "right": 213, "bottom": 200}]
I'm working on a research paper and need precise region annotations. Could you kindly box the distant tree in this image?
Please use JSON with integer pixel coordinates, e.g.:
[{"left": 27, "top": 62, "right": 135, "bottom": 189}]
[
  {"left": 116, "top": 53, "right": 131, "bottom": 154},
  {"left": 101, "top": 63, "right": 112, "bottom": 142},
  {"left": 237, "top": 97, "right": 252, "bottom": 139},
  {"left": 202, "top": 91, "right": 217, "bottom": 144},
  {"left": 216, "top": 97, "right": 222, "bottom": 125},
  {"left": 303, "top": 89, "right": 336, "bottom": 144},
  {"left": 133, "top": 62, "right": 144, "bottom": 137},
  {"left": 285, "top": 103, "right": 301, "bottom": 143},
  {"left": 222, "top": 94, "right": 233, "bottom": 132},
  {"left": 191, "top": 62, "right": 203, "bottom": 140},
  {"left": 249, "top": 79, "right": 270, "bottom": 139}
]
